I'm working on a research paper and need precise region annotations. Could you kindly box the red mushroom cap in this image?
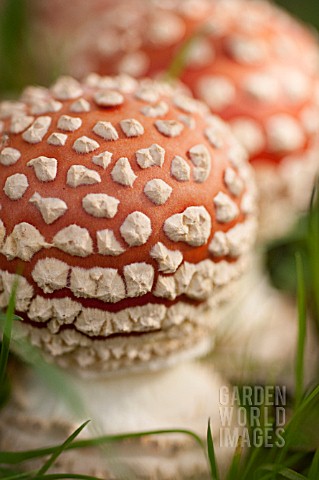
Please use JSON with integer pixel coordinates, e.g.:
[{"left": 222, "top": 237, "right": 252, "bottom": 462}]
[{"left": 0, "top": 75, "right": 257, "bottom": 373}]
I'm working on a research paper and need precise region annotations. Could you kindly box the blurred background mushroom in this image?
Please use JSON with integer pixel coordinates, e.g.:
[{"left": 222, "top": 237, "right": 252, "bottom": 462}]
[{"left": 19, "top": 0, "right": 319, "bottom": 239}]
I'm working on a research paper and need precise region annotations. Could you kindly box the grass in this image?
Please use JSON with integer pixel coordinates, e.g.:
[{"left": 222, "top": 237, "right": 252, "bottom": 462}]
[
  {"left": 0, "top": 0, "right": 67, "bottom": 98},
  {"left": 35, "top": 421, "right": 91, "bottom": 478},
  {"left": 0, "top": 0, "right": 34, "bottom": 95},
  {"left": 307, "top": 182, "right": 319, "bottom": 329},
  {"left": 266, "top": 181, "right": 319, "bottom": 332},
  {"left": 0, "top": 428, "right": 205, "bottom": 466},
  {"left": 207, "top": 420, "right": 219, "bottom": 480},
  {"left": 0, "top": 278, "right": 19, "bottom": 408},
  {"left": 0, "top": 383, "right": 318, "bottom": 480},
  {"left": 294, "top": 253, "right": 307, "bottom": 410},
  {"left": 274, "top": 0, "right": 319, "bottom": 30},
  {"left": 164, "top": 24, "right": 212, "bottom": 82},
  {"left": 0, "top": 279, "right": 18, "bottom": 386}
]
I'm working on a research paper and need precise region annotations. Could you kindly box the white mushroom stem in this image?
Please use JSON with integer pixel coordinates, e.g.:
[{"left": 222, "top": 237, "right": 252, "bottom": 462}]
[{"left": 0, "top": 361, "right": 238, "bottom": 479}]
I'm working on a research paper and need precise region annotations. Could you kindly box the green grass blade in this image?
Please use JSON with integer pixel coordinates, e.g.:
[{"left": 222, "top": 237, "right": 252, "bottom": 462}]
[
  {"left": 0, "top": 473, "right": 30, "bottom": 480},
  {"left": 308, "top": 448, "right": 319, "bottom": 479},
  {"left": 0, "top": 368, "right": 11, "bottom": 409},
  {"left": 164, "top": 24, "right": 211, "bottom": 81},
  {"left": 0, "top": 320, "right": 86, "bottom": 418},
  {"left": 0, "top": 471, "right": 37, "bottom": 480},
  {"left": 35, "top": 421, "right": 90, "bottom": 477},
  {"left": 226, "top": 437, "right": 243, "bottom": 480},
  {"left": 277, "top": 469, "right": 307, "bottom": 480},
  {"left": 257, "top": 465, "right": 307, "bottom": 480},
  {"left": 0, "top": 428, "right": 205, "bottom": 465},
  {"left": 0, "top": 467, "right": 22, "bottom": 476},
  {"left": 278, "top": 383, "right": 319, "bottom": 460},
  {"left": 0, "top": 279, "right": 18, "bottom": 387},
  {"left": 0, "top": 474, "right": 103, "bottom": 480},
  {"left": 308, "top": 179, "right": 319, "bottom": 329},
  {"left": 0, "top": 0, "right": 30, "bottom": 93},
  {"left": 4, "top": 333, "right": 87, "bottom": 419},
  {"left": 0, "top": 444, "right": 78, "bottom": 466},
  {"left": 294, "top": 252, "right": 307, "bottom": 410},
  {"left": 207, "top": 420, "right": 220, "bottom": 480},
  {"left": 32, "top": 360, "right": 86, "bottom": 419},
  {"left": 72, "top": 427, "right": 205, "bottom": 449},
  {"left": 240, "top": 446, "right": 263, "bottom": 480},
  {"left": 289, "top": 383, "right": 319, "bottom": 426},
  {"left": 34, "top": 475, "right": 104, "bottom": 480}
]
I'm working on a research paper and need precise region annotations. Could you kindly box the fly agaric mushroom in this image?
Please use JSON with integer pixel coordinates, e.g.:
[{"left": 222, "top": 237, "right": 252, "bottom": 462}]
[
  {"left": 0, "top": 74, "right": 257, "bottom": 374},
  {"left": 31, "top": 0, "right": 319, "bottom": 239}
]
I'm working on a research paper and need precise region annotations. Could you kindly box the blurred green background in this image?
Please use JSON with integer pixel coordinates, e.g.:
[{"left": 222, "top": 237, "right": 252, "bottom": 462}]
[
  {"left": 275, "top": 0, "right": 319, "bottom": 30},
  {"left": 0, "top": 0, "right": 318, "bottom": 97}
]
